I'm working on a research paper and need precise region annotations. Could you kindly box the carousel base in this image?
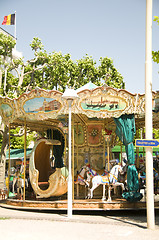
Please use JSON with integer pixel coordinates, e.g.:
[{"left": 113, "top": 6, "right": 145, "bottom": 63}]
[{"left": 2, "top": 196, "right": 159, "bottom": 211}]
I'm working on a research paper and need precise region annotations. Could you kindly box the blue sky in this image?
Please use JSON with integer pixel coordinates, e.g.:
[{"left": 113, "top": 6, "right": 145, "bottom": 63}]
[{"left": 0, "top": 0, "right": 159, "bottom": 94}]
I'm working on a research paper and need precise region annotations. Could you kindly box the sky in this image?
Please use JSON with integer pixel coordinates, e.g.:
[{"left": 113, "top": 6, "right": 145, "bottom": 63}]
[{"left": 0, "top": 0, "right": 159, "bottom": 94}]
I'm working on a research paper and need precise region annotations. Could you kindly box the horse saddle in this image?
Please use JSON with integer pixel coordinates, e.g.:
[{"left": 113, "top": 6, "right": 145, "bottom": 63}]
[{"left": 101, "top": 176, "right": 109, "bottom": 184}]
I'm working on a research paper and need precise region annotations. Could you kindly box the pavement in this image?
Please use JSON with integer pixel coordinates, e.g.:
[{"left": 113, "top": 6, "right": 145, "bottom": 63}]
[{"left": 0, "top": 202, "right": 159, "bottom": 240}]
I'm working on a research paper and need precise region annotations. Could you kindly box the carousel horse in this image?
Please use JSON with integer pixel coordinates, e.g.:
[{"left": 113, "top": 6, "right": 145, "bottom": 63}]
[
  {"left": 86, "top": 164, "right": 125, "bottom": 201},
  {"left": 138, "top": 159, "right": 159, "bottom": 195},
  {"left": 12, "top": 168, "right": 28, "bottom": 198},
  {"left": 74, "top": 165, "right": 91, "bottom": 198},
  {"left": 16, "top": 176, "right": 24, "bottom": 198},
  {"left": 75, "top": 165, "right": 89, "bottom": 186},
  {"left": 153, "top": 159, "right": 159, "bottom": 194},
  {"left": 74, "top": 165, "right": 105, "bottom": 198},
  {"left": 12, "top": 168, "right": 20, "bottom": 193},
  {"left": 154, "top": 168, "right": 159, "bottom": 194}
]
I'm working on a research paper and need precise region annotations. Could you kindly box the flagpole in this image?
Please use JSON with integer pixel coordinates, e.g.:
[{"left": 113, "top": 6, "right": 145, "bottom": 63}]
[{"left": 14, "top": 11, "right": 16, "bottom": 49}]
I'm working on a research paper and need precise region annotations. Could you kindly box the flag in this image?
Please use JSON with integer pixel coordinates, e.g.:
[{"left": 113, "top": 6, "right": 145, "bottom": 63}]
[{"left": 2, "top": 13, "right": 15, "bottom": 25}]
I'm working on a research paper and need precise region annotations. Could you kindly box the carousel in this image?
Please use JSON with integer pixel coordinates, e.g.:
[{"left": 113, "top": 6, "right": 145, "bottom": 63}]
[{"left": 0, "top": 82, "right": 159, "bottom": 210}]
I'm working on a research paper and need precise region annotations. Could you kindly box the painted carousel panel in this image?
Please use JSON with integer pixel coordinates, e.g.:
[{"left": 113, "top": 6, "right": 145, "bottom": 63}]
[
  {"left": 0, "top": 98, "right": 17, "bottom": 123},
  {"left": 87, "top": 124, "right": 103, "bottom": 146},
  {"left": 81, "top": 95, "right": 127, "bottom": 112},
  {"left": 17, "top": 88, "right": 64, "bottom": 122},
  {"left": 74, "top": 124, "right": 85, "bottom": 146},
  {"left": 77, "top": 86, "right": 145, "bottom": 119},
  {"left": 23, "top": 97, "right": 61, "bottom": 113},
  {"left": 0, "top": 103, "right": 13, "bottom": 117}
]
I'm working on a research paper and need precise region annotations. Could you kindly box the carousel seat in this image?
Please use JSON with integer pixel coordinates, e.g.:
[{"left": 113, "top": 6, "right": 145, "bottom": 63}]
[
  {"left": 38, "top": 182, "right": 49, "bottom": 190},
  {"left": 29, "top": 138, "right": 68, "bottom": 198},
  {"left": 38, "top": 182, "right": 49, "bottom": 186}
]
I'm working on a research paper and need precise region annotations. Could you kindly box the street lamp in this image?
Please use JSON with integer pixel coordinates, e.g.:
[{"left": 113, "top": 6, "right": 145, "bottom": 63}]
[{"left": 62, "top": 88, "right": 79, "bottom": 218}]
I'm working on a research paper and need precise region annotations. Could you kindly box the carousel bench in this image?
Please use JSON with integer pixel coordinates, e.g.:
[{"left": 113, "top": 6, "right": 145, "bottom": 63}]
[
  {"left": 38, "top": 182, "right": 49, "bottom": 190},
  {"left": 38, "top": 182, "right": 49, "bottom": 186}
]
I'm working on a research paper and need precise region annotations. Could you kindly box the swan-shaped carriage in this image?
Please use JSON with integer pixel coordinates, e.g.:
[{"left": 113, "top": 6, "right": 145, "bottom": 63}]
[{"left": 29, "top": 138, "right": 68, "bottom": 198}]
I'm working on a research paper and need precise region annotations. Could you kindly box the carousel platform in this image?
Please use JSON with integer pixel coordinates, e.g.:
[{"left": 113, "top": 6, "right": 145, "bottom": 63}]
[{"left": 1, "top": 195, "right": 159, "bottom": 211}]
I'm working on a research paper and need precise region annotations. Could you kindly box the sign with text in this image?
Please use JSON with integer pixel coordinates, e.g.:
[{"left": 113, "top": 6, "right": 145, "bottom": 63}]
[{"left": 135, "top": 139, "right": 159, "bottom": 147}]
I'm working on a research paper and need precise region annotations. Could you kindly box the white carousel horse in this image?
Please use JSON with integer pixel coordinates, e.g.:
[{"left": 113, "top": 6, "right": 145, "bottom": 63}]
[
  {"left": 85, "top": 166, "right": 107, "bottom": 186},
  {"left": 75, "top": 165, "right": 105, "bottom": 184},
  {"left": 87, "top": 164, "right": 125, "bottom": 201},
  {"left": 75, "top": 165, "right": 107, "bottom": 198}
]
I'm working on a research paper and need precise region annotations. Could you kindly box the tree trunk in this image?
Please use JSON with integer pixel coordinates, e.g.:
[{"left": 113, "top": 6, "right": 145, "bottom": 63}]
[{"left": 0, "top": 124, "right": 9, "bottom": 189}]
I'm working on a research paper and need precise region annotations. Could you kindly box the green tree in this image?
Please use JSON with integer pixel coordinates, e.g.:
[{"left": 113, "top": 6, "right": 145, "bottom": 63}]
[
  {"left": 152, "top": 16, "right": 159, "bottom": 139},
  {"left": 152, "top": 16, "right": 159, "bottom": 64},
  {"left": 10, "top": 128, "right": 35, "bottom": 149},
  {"left": 21, "top": 38, "right": 125, "bottom": 93},
  {"left": 0, "top": 32, "right": 16, "bottom": 95},
  {"left": 98, "top": 57, "right": 125, "bottom": 89},
  {"left": 154, "top": 16, "right": 159, "bottom": 25},
  {"left": 0, "top": 35, "right": 125, "bottom": 98}
]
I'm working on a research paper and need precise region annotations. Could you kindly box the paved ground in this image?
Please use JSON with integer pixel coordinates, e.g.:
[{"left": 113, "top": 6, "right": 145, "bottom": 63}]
[{"left": 0, "top": 203, "right": 159, "bottom": 240}]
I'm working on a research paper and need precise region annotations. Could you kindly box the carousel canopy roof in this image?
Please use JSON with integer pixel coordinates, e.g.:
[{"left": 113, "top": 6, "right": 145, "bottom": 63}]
[
  {"left": 76, "top": 81, "right": 98, "bottom": 93},
  {"left": 0, "top": 83, "right": 158, "bottom": 131},
  {"left": 6, "top": 148, "right": 32, "bottom": 160}
]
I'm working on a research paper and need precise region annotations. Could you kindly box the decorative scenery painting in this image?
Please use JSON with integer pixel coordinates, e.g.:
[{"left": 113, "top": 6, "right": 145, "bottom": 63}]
[
  {"left": 23, "top": 97, "right": 61, "bottom": 113},
  {"left": 0, "top": 104, "right": 13, "bottom": 118},
  {"left": 81, "top": 96, "right": 127, "bottom": 112}
]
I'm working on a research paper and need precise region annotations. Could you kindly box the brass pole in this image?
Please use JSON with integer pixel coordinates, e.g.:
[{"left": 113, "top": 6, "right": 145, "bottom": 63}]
[
  {"left": 141, "top": 128, "right": 145, "bottom": 163},
  {"left": 106, "top": 120, "right": 110, "bottom": 172},
  {"left": 107, "top": 140, "right": 110, "bottom": 172},
  {"left": 103, "top": 122, "right": 106, "bottom": 168},
  {"left": 76, "top": 123, "right": 79, "bottom": 199},
  {"left": 136, "top": 129, "right": 140, "bottom": 169},
  {"left": 23, "top": 119, "right": 27, "bottom": 201},
  {"left": 136, "top": 147, "right": 139, "bottom": 169},
  {"left": 64, "top": 116, "right": 67, "bottom": 166},
  {"left": 52, "top": 129, "right": 54, "bottom": 157},
  {"left": 110, "top": 134, "right": 113, "bottom": 161},
  {"left": 143, "top": 147, "right": 145, "bottom": 161},
  {"left": 120, "top": 141, "right": 122, "bottom": 166},
  {"left": 7, "top": 124, "right": 11, "bottom": 197},
  {"left": 64, "top": 134, "right": 67, "bottom": 166},
  {"left": 103, "top": 136, "right": 106, "bottom": 168},
  {"left": 76, "top": 123, "right": 79, "bottom": 170},
  {"left": 72, "top": 114, "right": 75, "bottom": 200}
]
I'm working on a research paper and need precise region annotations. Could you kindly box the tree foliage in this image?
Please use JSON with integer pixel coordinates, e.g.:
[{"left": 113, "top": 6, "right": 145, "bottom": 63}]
[
  {"left": 0, "top": 33, "right": 16, "bottom": 59},
  {"left": 10, "top": 128, "right": 35, "bottom": 149},
  {"left": 0, "top": 35, "right": 125, "bottom": 99},
  {"left": 152, "top": 16, "right": 159, "bottom": 64},
  {"left": 152, "top": 17, "right": 159, "bottom": 138},
  {"left": 154, "top": 16, "right": 159, "bottom": 25}
]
